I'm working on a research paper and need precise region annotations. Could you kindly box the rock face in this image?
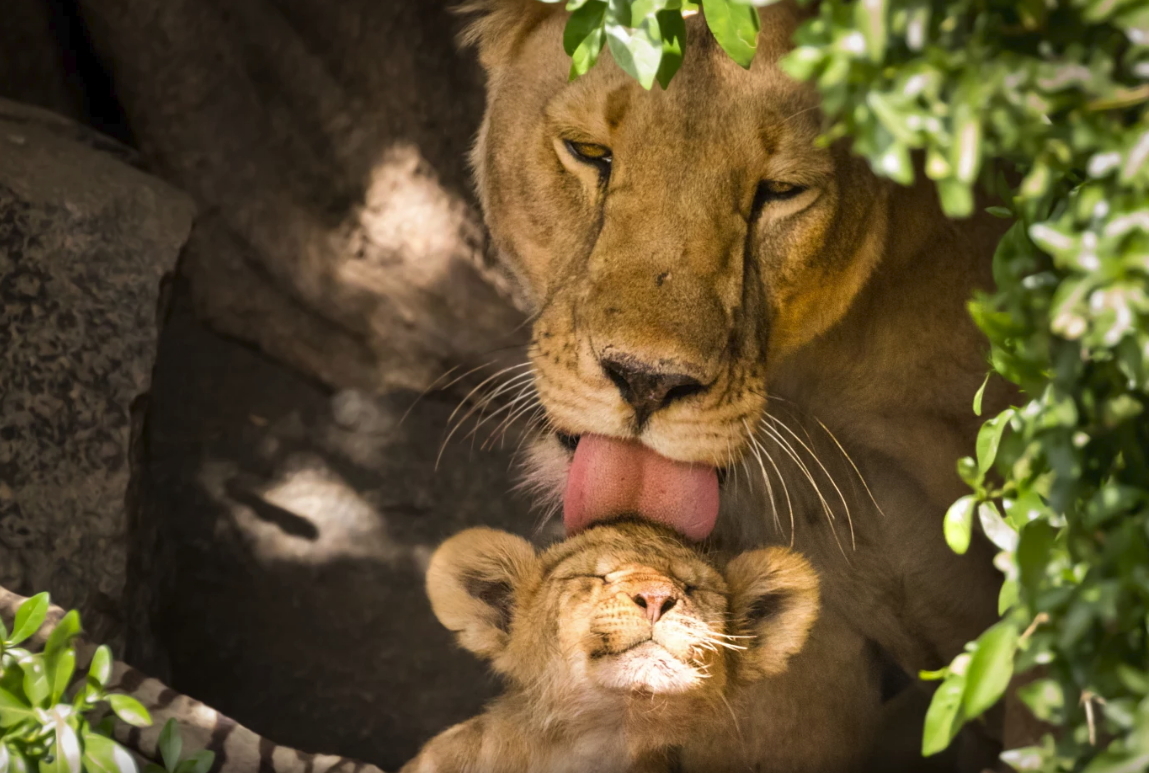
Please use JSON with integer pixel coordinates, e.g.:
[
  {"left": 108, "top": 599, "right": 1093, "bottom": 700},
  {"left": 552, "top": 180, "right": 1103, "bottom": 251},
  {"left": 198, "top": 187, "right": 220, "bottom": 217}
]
[
  {"left": 75, "top": 0, "right": 528, "bottom": 394},
  {"left": 0, "top": 98, "right": 194, "bottom": 646}
]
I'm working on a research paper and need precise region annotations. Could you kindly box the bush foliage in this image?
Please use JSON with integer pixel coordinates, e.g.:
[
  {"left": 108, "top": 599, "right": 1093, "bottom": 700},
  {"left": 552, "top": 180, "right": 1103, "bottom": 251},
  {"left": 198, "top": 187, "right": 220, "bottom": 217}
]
[
  {"left": 545, "top": 0, "right": 1149, "bottom": 770},
  {"left": 0, "top": 594, "right": 211, "bottom": 773}
]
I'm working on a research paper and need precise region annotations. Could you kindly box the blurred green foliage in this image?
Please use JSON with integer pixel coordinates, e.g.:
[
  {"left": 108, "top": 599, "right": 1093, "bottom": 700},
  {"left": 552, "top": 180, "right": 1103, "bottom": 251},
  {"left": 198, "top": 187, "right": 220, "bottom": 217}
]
[
  {"left": 546, "top": 0, "right": 1149, "bottom": 769},
  {"left": 0, "top": 594, "right": 212, "bottom": 773}
]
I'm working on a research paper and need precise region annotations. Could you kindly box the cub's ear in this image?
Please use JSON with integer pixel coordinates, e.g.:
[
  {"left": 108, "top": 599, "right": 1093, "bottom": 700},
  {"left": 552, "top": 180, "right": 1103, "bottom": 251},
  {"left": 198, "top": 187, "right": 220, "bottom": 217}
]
[
  {"left": 725, "top": 548, "right": 821, "bottom": 680},
  {"left": 426, "top": 527, "right": 540, "bottom": 661},
  {"left": 455, "top": 0, "right": 560, "bottom": 71}
]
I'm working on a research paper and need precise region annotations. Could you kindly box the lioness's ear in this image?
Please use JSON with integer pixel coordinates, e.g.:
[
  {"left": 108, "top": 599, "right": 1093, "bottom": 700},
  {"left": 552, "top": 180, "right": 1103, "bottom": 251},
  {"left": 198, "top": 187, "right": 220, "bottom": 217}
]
[
  {"left": 426, "top": 527, "right": 540, "bottom": 660},
  {"left": 456, "top": 0, "right": 559, "bottom": 71},
  {"left": 726, "top": 548, "right": 821, "bottom": 680}
]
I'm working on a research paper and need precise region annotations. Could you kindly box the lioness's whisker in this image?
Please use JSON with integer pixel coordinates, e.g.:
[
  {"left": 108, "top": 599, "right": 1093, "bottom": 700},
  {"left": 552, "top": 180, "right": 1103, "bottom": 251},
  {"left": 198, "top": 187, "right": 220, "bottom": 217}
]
[
  {"left": 483, "top": 397, "right": 542, "bottom": 451},
  {"left": 812, "top": 415, "right": 887, "bottom": 518},
  {"left": 474, "top": 381, "right": 539, "bottom": 448},
  {"left": 743, "top": 419, "right": 781, "bottom": 536},
  {"left": 767, "top": 395, "right": 885, "bottom": 520},
  {"left": 759, "top": 418, "right": 846, "bottom": 558},
  {"left": 768, "top": 414, "right": 856, "bottom": 552},
  {"left": 746, "top": 427, "right": 795, "bottom": 546},
  {"left": 437, "top": 367, "right": 535, "bottom": 467}
]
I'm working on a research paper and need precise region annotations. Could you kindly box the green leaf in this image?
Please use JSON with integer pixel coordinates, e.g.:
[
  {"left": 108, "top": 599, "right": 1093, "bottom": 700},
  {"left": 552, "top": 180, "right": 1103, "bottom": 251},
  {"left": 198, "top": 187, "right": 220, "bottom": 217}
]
[
  {"left": 950, "top": 103, "right": 982, "bottom": 184},
  {"left": 1018, "top": 521, "right": 1057, "bottom": 598},
  {"left": 0, "top": 688, "right": 34, "bottom": 728},
  {"left": 961, "top": 621, "right": 1018, "bottom": 719},
  {"left": 997, "top": 578, "right": 1018, "bottom": 615},
  {"left": 7, "top": 750, "right": 25, "bottom": 773},
  {"left": 978, "top": 501, "right": 1017, "bottom": 552},
  {"left": 985, "top": 206, "right": 1012, "bottom": 219},
  {"left": 944, "top": 495, "right": 977, "bottom": 555},
  {"left": 854, "top": 0, "right": 888, "bottom": 61},
  {"left": 937, "top": 178, "right": 973, "bottom": 218},
  {"left": 654, "top": 10, "right": 686, "bottom": 89},
  {"left": 1018, "top": 678, "right": 1064, "bottom": 722},
  {"left": 606, "top": 9, "right": 664, "bottom": 89},
  {"left": 703, "top": 0, "right": 759, "bottom": 68},
  {"left": 0, "top": 742, "right": 9, "bottom": 773},
  {"left": 922, "top": 665, "right": 967, "bottom": 756},
  {"left": 1083, "top": 749, "right": 1149, "bottom": 773},
  {"left": 158, "top": 719, "right": 181, "bottom": 773},
  {"left": 143, "top": 765, "right": 166, "bottom": 773},
  {"left": 21, "top": 656, "right": 48, "bottom": 708},
  {"left": 173, "top": 754, "right": 213, "bottom": 773},
  {"left": 972, "top": 373, "right": 990, "bottom": 416},
  {"left": 976, "top": 409, "right": 1013, "bottom": 474},
  {"left": 105, "top": 695, "right": 151, "bottom": 728},
  {"left": 564, "top": 1, "right": 608, "bottom": 79},
  {"left": 87, "top": 647, "right": 112, "bottom": 690},
  {"left": 56, "top": 717, "right": 82, "bottom": 773},
  {"left": 9, "top": 594, "right": 49, "bottom": 646},
  {"left": 48, "top": 649, "right": 76, "bottom": 705},
  {"left": 43, "top": 612, "right": 80, "bottom": 662},
  {"left": 82, "top": 734, "right": 138, "bottom": 773}
]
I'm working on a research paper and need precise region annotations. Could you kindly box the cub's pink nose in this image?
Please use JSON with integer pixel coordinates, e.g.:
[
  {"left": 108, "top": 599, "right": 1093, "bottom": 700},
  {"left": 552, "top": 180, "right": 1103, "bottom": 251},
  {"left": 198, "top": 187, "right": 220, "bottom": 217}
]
[{"left": 632, "top": 588, "right": 678, "bottom": 625}]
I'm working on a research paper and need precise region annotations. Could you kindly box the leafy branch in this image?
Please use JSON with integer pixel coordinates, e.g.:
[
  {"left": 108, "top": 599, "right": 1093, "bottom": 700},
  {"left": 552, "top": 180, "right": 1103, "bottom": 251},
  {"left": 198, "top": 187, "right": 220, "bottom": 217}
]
[{"left": 0, "top": 594, "right": 212, "bottom": 773}]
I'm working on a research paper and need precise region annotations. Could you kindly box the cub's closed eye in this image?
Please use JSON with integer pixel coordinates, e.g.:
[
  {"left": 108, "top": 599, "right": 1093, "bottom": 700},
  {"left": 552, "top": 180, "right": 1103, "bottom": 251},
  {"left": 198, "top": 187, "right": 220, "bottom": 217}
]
[
  {"left": 565, "top": 140, "right": 613, "bottom": 168},
  {"left": 752, "top": 180, "right": 809, "bottom": 214}
]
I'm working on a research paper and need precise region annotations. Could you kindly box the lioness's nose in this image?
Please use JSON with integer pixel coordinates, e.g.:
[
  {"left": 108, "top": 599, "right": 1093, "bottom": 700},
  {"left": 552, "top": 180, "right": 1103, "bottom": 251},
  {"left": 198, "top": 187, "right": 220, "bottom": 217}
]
[
  {"left": 601, "top": 355, "right": 706, "bottom": 427},
  {"left": 631, "top": 587, "right": 679, "bottom": 625}
]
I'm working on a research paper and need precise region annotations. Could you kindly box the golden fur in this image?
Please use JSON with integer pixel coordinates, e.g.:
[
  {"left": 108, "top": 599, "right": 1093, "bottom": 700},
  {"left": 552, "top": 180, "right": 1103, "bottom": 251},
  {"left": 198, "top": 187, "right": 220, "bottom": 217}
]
[
  {"left": 458, "top": 2, "right": 1016, "bottom": 768},
  {"left": 401, "top": 521, "right": 820, "bottom": 773}
]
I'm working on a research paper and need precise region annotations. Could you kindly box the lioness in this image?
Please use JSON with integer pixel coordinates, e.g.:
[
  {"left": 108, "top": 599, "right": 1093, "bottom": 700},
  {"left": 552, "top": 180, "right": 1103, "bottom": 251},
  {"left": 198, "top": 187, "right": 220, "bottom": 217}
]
[
  {"left": 402, "top": 520, "right": 821, "bottom": 773},
  {"left": 459, "top": 0, "right": 1013, "bottom": 766}
]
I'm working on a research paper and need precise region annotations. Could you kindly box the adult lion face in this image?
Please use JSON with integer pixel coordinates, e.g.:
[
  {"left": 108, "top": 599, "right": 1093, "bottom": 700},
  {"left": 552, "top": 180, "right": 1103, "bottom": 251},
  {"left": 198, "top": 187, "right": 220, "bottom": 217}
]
[{"left": 464, "top": 1, "right": 891, "bottom": 539}]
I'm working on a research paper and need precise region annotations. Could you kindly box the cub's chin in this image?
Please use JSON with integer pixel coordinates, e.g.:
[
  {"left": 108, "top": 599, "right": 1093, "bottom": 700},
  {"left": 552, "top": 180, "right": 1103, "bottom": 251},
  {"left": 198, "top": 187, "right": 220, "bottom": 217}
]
[{"left": 589, "top": 641, "right": 707, "bottom": 695}]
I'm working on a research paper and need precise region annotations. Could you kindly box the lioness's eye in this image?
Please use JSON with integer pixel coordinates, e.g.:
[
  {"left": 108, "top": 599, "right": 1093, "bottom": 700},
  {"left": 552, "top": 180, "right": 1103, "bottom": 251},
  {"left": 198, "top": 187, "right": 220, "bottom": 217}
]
[
  {"left": 752, "top": 179, "right": 809, "bottom": 215},
  {"left": 564, "top": 140, "right": 613, "bottom": 170}
]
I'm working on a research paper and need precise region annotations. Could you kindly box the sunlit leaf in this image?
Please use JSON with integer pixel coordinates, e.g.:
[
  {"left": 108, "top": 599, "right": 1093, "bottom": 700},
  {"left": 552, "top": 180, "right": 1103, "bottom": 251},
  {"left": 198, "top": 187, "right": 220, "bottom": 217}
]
[
  {"left": 44, "top": 612, "right": 80, "bottom": 661},
  {"left": 972, "top": 373, "right": 990, "bottom": 416},
  {"left": 87, "top": 647, "right": 112, "bottom": 690},
  {"left": 106, "top": 695, "right": 152, "bottom": 728},
  {"left": 48, "top": 649, "right": 76, "bottom": 705},
  {"left": 21, "top": 657, "right": 48, "bottom": 708},
  {"left": 922, "top": 663, "right": 967, "bottom": 756},
  {"left": 9, "top": 594, "right": 49, "bottom": 646},
  {"left": 961, "top": 621, "right": 1018, "bottom": 719},
  {"left": 702, "top": 0, "right": 759, "bottom": 68},
  {"left": 975, "top": 409, "right": 1013, "bottom": 474},
  {"left": 82, "top": 734, "right": 138, "bottom": 773},
  {"left": 565, "top": 0, "right": 608, "bottom": 79},
  {"left": 606, "top": 8, "right": 664, "bottom": 89},
  {"left": 944, "top": 496, "right": 976, "bottom": 555},
  {"left": 978, "top": 501, "right": 1017, "bottom": 553},
  {"left": 0, "top": 688, "right": 34, "bottom": 728}
]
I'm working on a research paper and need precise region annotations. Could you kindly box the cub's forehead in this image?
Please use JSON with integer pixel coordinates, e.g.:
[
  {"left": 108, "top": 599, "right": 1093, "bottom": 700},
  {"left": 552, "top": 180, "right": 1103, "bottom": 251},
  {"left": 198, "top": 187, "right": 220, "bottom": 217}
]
[{"left": 539, "top": 524, "right": 722, "bottom": 585}]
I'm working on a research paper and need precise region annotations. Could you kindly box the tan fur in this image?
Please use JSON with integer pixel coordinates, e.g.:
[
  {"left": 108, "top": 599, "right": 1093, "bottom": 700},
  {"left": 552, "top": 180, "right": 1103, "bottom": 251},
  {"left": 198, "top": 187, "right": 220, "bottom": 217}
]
[
  {"left": 460, "top": 1, "right": 1015, "bottom": 767},
  {"left": 403, "top": 521, "right": 820, "bottom": 773}
]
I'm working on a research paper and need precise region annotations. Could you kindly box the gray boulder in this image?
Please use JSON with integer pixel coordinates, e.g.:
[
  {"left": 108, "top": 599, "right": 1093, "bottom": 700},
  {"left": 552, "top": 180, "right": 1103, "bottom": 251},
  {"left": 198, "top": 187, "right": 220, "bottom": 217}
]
[{"left": 0, "top": 99, "right": 194, "bottom": 647}]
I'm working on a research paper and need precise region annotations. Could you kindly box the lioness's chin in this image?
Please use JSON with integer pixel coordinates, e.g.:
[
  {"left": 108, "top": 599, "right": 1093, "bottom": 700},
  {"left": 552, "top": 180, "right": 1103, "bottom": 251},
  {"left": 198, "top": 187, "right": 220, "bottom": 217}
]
[{"left": 590, "top": 641, "right": 705, "bottom": 694}]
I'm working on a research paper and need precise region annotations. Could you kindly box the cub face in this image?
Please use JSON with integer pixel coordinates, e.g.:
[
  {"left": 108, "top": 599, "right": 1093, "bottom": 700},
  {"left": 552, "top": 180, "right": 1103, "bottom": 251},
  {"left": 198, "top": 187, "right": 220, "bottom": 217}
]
[{"left": 426, "top": 520, "right": 820, "bottom": 700}]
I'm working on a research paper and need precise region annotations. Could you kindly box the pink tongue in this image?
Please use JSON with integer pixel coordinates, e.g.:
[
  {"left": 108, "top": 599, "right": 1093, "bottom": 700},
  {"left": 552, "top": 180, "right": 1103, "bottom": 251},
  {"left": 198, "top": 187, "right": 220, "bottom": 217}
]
[{"left": 563, "top": 434, "right": 720, "bottom": 541}]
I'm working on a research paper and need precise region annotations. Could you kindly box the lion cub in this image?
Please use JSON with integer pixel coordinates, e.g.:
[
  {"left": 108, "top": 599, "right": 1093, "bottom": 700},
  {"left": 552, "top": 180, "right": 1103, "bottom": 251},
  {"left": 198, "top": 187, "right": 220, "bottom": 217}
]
[{"left": 401, "top": 519, "right": 820, "bottom": 773}]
